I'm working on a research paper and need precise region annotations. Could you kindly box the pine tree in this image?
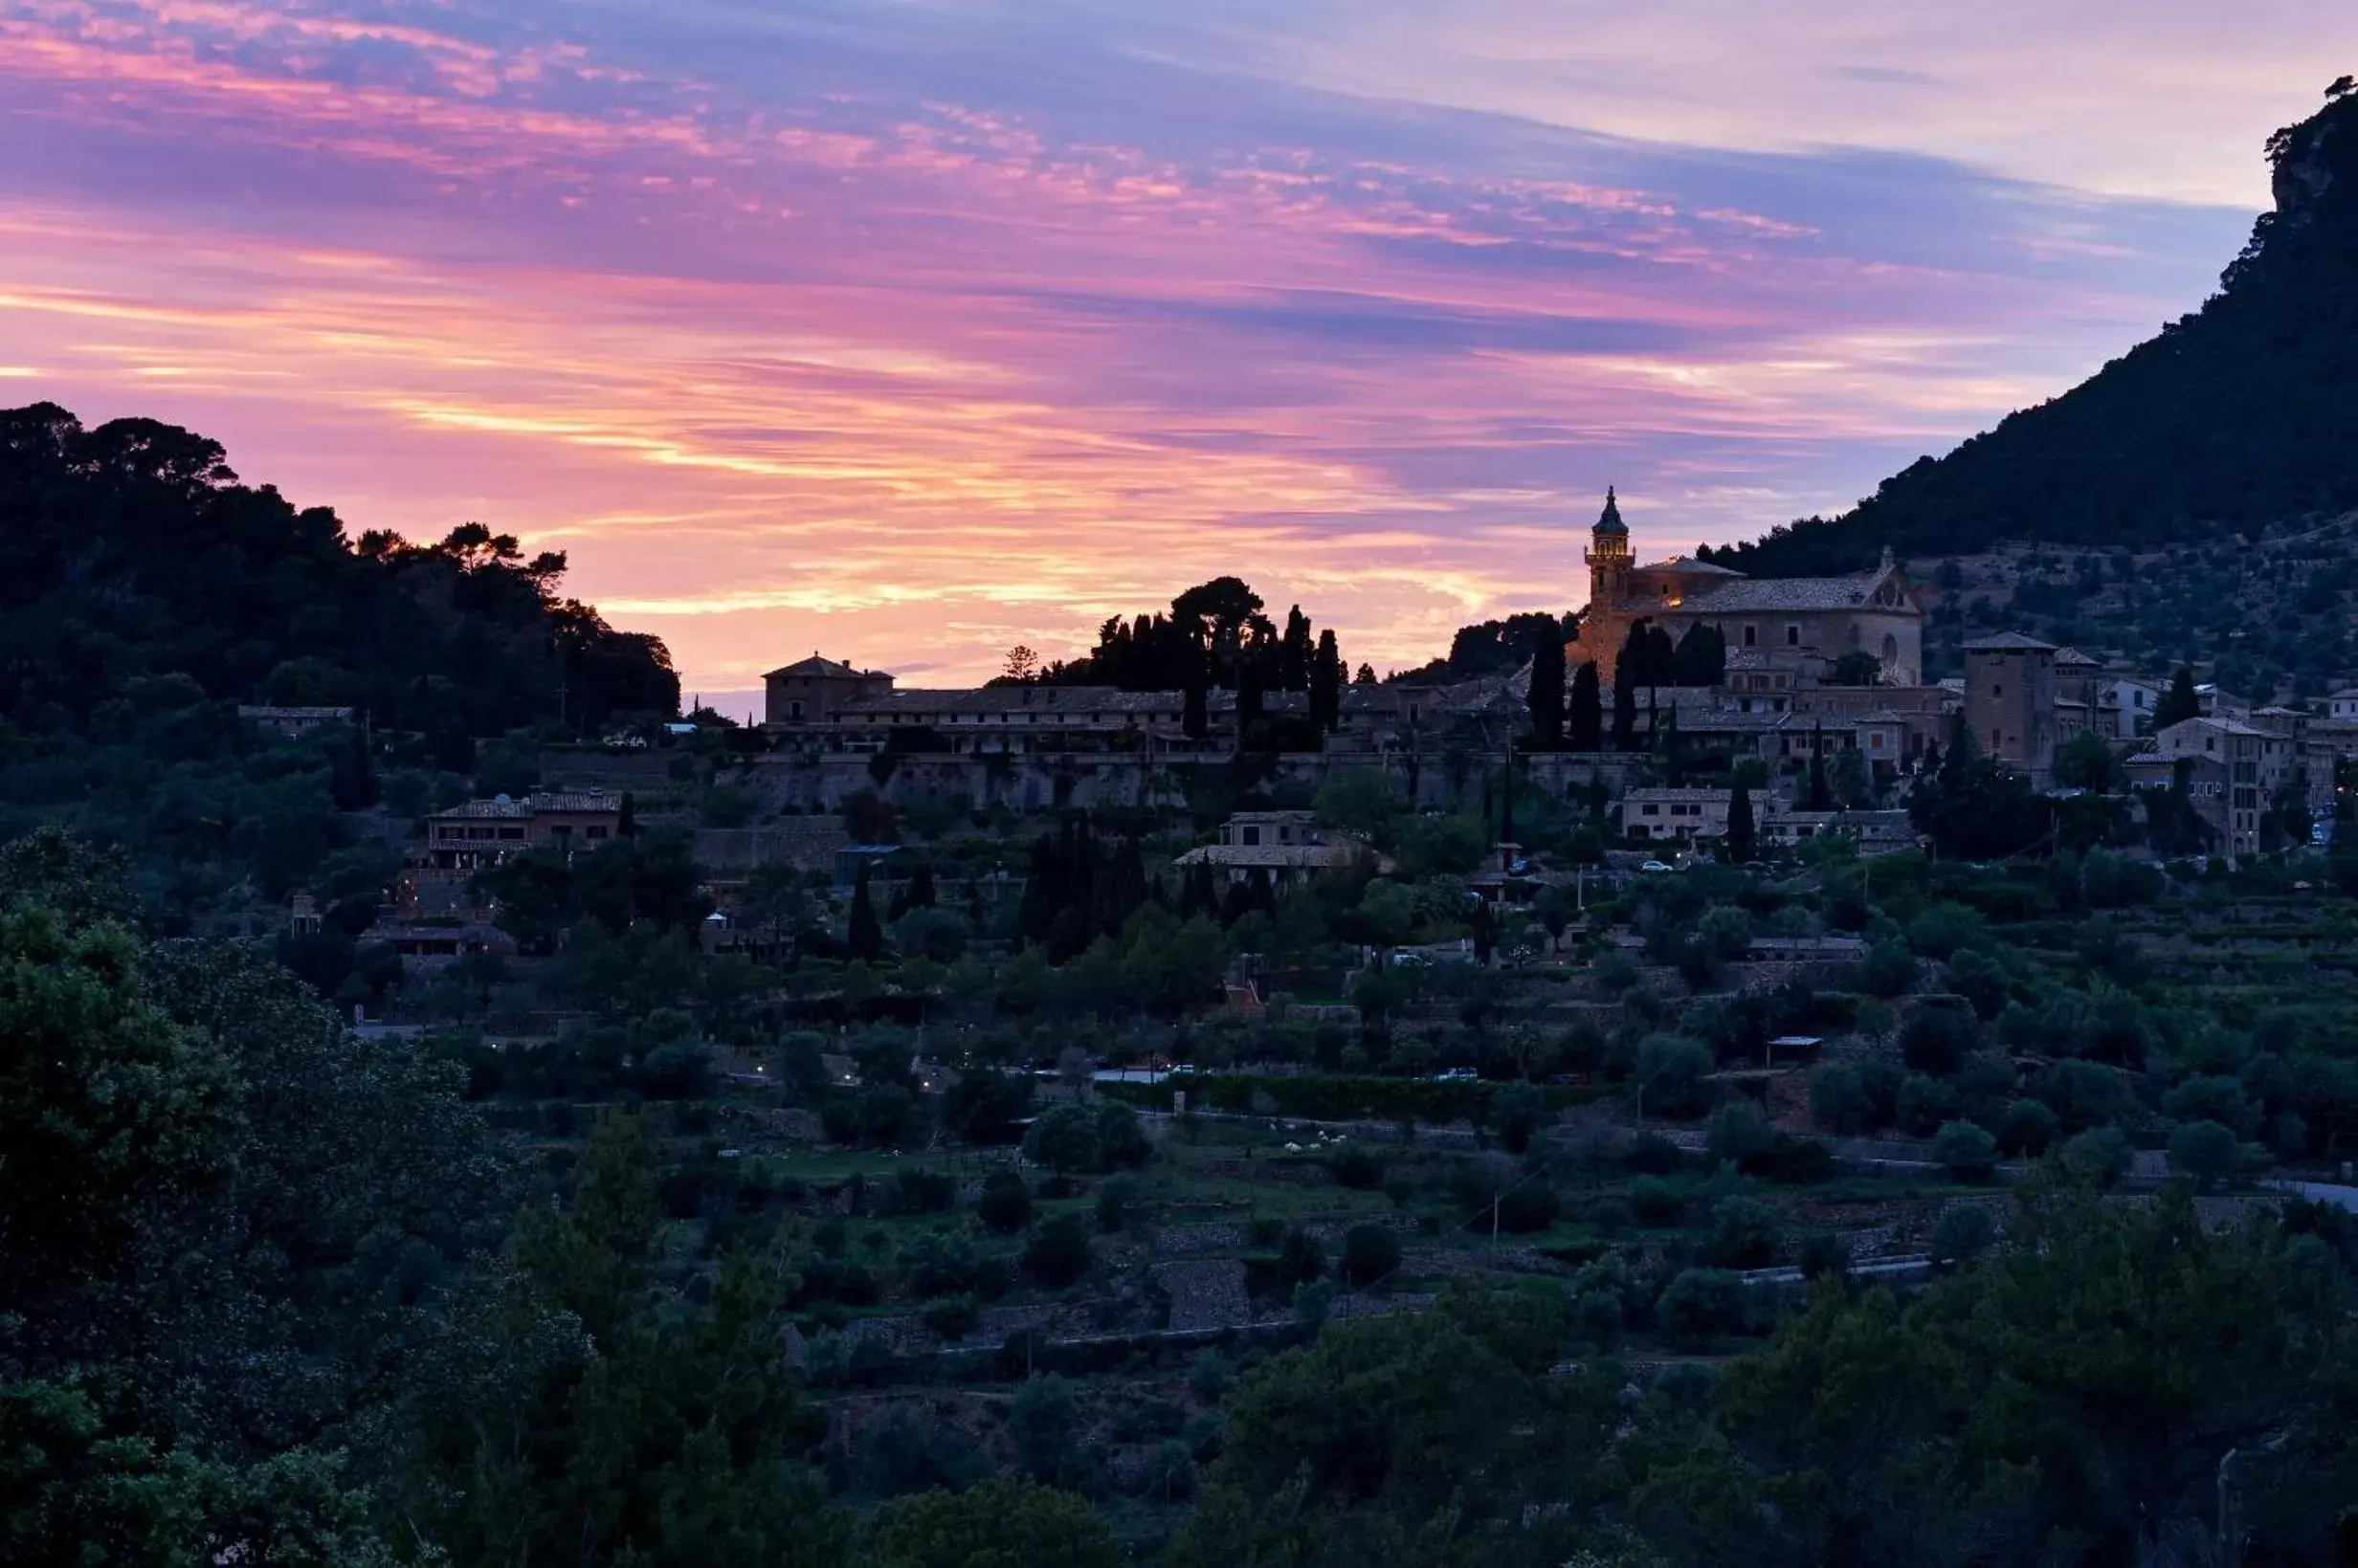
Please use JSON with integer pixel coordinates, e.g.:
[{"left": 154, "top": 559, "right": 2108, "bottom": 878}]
[
  {"left": 848, "top": 861, "right": 886, "bottom": 960},
  {"left": 2153, "top": 664, "right": 2200, "bottom": 730},
  {"left": 1727, "top": 780, "right": 1756, "bottom": 864},
  {"left": 1525, "top": 621, "right": 1566, "bottom": 748},
  {"left": 1568, "top": 661, "right": 1603, "bottom": 750}
]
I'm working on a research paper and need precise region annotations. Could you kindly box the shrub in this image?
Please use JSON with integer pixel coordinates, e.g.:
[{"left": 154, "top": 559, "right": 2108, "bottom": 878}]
[
  {"left": 1930, "top": 1204, "right": 1996, "bottom": 1268},
  {"left": 1905, "top": 901, "right": 1989, "bottom": 961},
  {"left": 1096, "top": 1174, "right": 1138, "bottom": 1232},
  {"left": 1023, "top": 1105, "right": 1101, "bottom": 1174},
  {"left": 1572, "top": 1288, "right": 1624, "bottom": 1349},
  {"left": 1809, "top": 1062, "right": 1876, "bottom": 1135},
  {"left": 1856, "top": 939, "right": 1919, "bottom": 998},
  {"left": 1899, "top": 1001, "right": 1978, "bottom": 1075},
  {"left": 1628, "top": 1177, "right": 1687, "bottom": 1226},
  {"left": 2057, "top": 1126, "right": 2132, "bottom": 1189},
  {"left": 975, "top": 1169, "right": 1034, "bottom": 1235},
  {"left": 1703, "top": 1196, "right": 1785, "bottom": 1269},
  {"left": 2168, "top": 1119, "right": 2241, "bottom": 1191},
  {"left": 1741, "top": 1134, "right": 1836, "bottom": 1184},
  {"left": 888, "top": 1167, "right": 957, "bottom": 1216},
  {"left": 1331, "top": 1145, "right": 1387, "bottom": 1190},
  {"left": 1635, "top": 1034, "right": 1714, "bottom": 1120},
  {"left": 1493, "top": 1083, "right": 1544, "bottom": 1154},
  {"left": 1995, "top": 1097, "right": 2059, "bottom": 1156},
  {"left": 921, "top": 1294, "right": 982, "bottom": 1341},
  {"left": 1340, "top": 1224, "right": 1403, "bottom": 1287},
  {"left": 1706, "top": 1100, "right": 1774, "bottom": 1169},
  {"left": 1657, "top": 1268, "right": 1746, "bottom": 1349},
  {"left": 1276, "top": 1226, "right": 1326, "bottom": 1286},
  {"left": 1245, "top": 1215, "right": 1285, "bottom": 1249},
  {"left": 2161, "top": 1075, "right": 2258, "bottom": 1139},
  {"left": 1021, "top": 1214, "right": 1095, "bottom": 1289},
  {"left": 1797, "top": 1232, "right": 1850, "bottom": 1281},
  {"left": 1095, "top": 1102, "right": 1150, "bottom": 1170},
  {"left": 1896, "top": 1073, "right": 1960, "bottom": 1137},
  {"left": 1932, "top": 1119, "right": 1999, "bottom": 1182},
  {"left": 1493, "top": 1181, "right": 1560, "bottom": 1234}
]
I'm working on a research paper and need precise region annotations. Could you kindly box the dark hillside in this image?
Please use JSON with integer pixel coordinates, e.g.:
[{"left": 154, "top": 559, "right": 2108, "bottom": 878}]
[
  {"left": 0, "top": 403, "right": 678, "bottom": 917},
  {"left": 1708, "top": 80, "right": 2358, "bottom": 576},
  {"left": 0, "top": 402, "right": 678, "bottom": 745}
]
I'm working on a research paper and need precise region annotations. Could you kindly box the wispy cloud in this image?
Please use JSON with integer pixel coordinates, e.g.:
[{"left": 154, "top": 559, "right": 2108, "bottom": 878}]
[{"left": 0, "top": 0, "right": 2284, "bottom": 683}]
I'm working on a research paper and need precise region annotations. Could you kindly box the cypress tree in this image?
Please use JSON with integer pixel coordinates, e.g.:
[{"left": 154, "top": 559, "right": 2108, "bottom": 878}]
[
  {"left": 1309, "top": 629, "right": 1345, "bottom": 732},
  {"left": 848, "top": 862, "right": 885, "bottom": 960},
  {"left": 1526, "top": 621, "right": 1566, "bottom": 749},
  {"left": 1727, "top": 780, "right": 1756, "bottom": 864},
  {"left": 2153, "top": 664, "right": 2200, "bottom": 730},
  {"left": 1568, "top": 661, "right": 1603, "bottom": 750},
  {"left": 1610, "top": 653, "right": 1638, "bottom": 751},
  {"left": 906, "top": 862, "right": 938, "bottom": 909},
  {"left": 1808, "top": 724, "right": 1832, "bottom": 810}
]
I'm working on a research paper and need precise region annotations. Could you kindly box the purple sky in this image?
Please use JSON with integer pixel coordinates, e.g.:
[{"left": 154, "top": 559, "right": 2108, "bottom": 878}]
[{"left": 4, "top": 1, "right": 2348, "bottom": 700}]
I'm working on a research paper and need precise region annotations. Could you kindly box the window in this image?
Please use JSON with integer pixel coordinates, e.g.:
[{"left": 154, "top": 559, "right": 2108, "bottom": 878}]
[
  {"left": 1991, "top": 684, "right": 2002, "bottom": 697},
  {"left": 1991, "top": 728, "right": 2001, "bottom": 747},
  {"left": 790, "top": 699, "right": 804, "bottom": 719},
  {"left": 1241, "top": 826, "right": 1260, "bottom": 846},
  {"left": 1744, "top": 625, "right": 1757, "bottom": 647},
  {"left": 1786, "top": 625, "right": 1800, "bottom": 647},
  {"left": 1641, "top": 804, "right": 1661, "bottom": 817}
]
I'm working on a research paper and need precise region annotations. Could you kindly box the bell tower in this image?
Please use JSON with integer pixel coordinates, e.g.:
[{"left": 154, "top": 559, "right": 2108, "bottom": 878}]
[{"left": 1584, "top": 486, "right": 1632, "bottom": 609}]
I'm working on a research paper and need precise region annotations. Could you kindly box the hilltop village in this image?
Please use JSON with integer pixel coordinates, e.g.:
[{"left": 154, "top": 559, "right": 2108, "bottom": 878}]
[{"left": 341, "top": 491, "right": 2345, "bottom": 980}]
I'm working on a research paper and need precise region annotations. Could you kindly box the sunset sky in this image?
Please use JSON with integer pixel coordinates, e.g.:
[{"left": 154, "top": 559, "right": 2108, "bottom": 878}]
[{"left": 6, "top": 3, "right": 2353, "bottom": 705}]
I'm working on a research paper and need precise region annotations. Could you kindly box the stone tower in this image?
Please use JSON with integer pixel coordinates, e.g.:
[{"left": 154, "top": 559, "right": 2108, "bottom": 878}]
[{"left": 1585, "top": 486, "right": 1631, "bottom": 610}]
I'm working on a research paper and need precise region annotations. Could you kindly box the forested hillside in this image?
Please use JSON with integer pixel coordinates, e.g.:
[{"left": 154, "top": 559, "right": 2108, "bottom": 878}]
[
  {"left": 1707, "top": 80, "right": 2358, "bottom": 577},
  {"left": 0, "top": 403, "right": 678, "bottom": 917}
]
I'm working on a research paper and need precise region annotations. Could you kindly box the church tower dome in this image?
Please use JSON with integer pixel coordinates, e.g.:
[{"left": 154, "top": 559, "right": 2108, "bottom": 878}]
[
  {"left": 1593, "top": 485, "right": 1628, "bottom": 538},
  {"left": 1585, "top": 486, "right": 1633, "bottom": 605}
]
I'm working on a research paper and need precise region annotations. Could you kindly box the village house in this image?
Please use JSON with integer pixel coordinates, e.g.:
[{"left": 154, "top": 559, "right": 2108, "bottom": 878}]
[
  {"left": 763, "top": 653, "right": 896, "bottom": 726},
  {"left": 1619, "top": 786, "right": 1734, "bottom": 843},
  {"left": 419, "top": 790, "right": 625, "bottom": 872},
  {"left": 1174, "top": 810, "right": 1383, "bottom": 886},
  {"left": 2148, "top": 717, "right": 2301, "bottom": 857}
]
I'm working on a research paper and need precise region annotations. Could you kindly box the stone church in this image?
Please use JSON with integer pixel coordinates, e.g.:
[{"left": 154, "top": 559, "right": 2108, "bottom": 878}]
[{"left": 1569, "top": 490, "right": 1924, "bottom": 688}]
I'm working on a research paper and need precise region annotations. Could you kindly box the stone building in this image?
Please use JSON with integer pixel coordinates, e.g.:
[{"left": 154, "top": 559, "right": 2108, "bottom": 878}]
[
  {"left": 1568, "top": 490, "right": 1925, "bottom": 688},
  {"left": 1963, "top": 632, "right": 2059, "bottom": 782},
  {"left": 2149, "top": 716, "right": 2301, "bottom": 856},
  {"left": 764, "top": 653, "right": 895, "bottom": 726}
]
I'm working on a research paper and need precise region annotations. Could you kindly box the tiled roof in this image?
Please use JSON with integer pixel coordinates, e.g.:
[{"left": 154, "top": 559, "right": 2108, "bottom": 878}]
[
  {"left": 2053, "top": 647, "right": 2102, "bottom": 667},
  {"left": 764, "top": 653, "right": 874, "bottom": 679},
  {"left": 842, "top": 686, "right": 1183, "bottom": 718},
  {"left": 1638, "top": 555, "right": 1744, "bottom": 577},
  {"left": 434, "top": 790, "right": 621, "bottom": 819},
  {"left": 1963, "top": 631, "right": 2058, "bottom": 651},
  {"left": 1673, "top": 574, "right": 1903, "bottom": 612}
]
